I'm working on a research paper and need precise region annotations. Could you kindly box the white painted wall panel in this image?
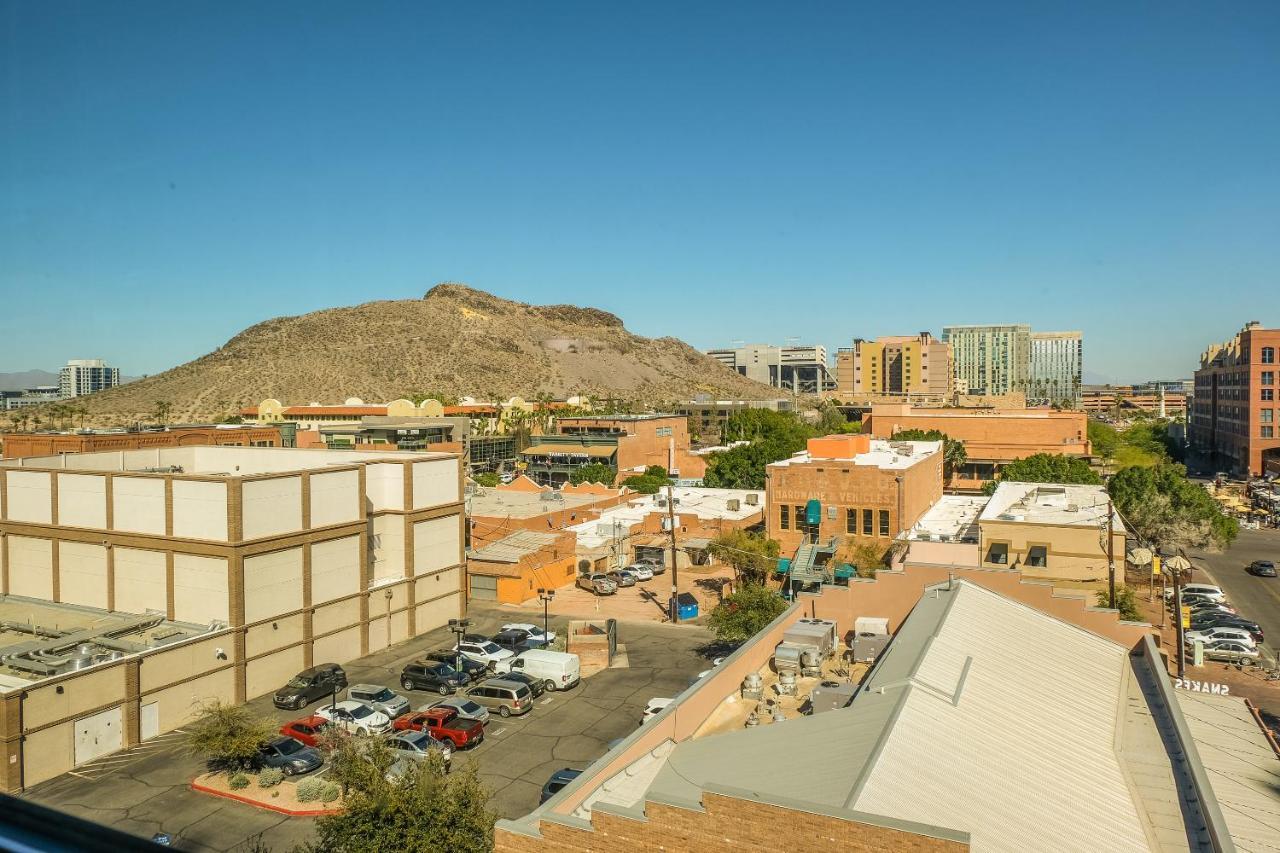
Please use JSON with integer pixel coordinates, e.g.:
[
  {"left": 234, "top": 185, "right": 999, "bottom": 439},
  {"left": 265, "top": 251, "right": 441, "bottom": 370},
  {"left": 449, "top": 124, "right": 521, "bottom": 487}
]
[
  {"left": 414, "top": 591, "right": 460, "bottom": 636},
  {"left": 313, "top": 626, "right": 361, "bottom": 665},
  {"left": 311, "top": 536, "right": 361, "bottom": 604},
  {"left": 371, "top": 515, "right": 405, "bottom": 584},
  {"left": 141, "top": 669, "right": 236, "bottom": 736},
  {"left": 111, "top": 477, "right": 166, "bottom": 535},
  {"left": 171, "top": 480, "right": 228, "bottom": 541},
  {"left": 58, "top": 541, "right": 108, "bottom": 609},
  {"left": 113, "top": 548, "right": 167, "bottom": 615},
  {"left": 309, "top": 470, "right": 359, "bottom": 528},
  {"left": 8, "top": 535, "right": 53, "bottom": 600},
  {"left": 172, "top": 554, "right": 229, "bottom": 625},
  {"left": 364, "top": 464, "right": 403, "bottom": 511},
  {"left": 243, "top": 547, "right": 303, "bottom": 623},
  {"left": 5, "top": 471, "right": 52, "bottom": 524},
  {"left": 245, "top": 646, "right": 304, "bottom": 699},
  {"left": 413, "top": 515, "right": 461, "bottom": 576},
  {"left": 242, "top": 476, "right": 302, "bottom": 539},
  {"left": 55, "top": 473, "right": 107, "bottom": 529},
  {"left": 412, "top": 459, "right": 459, "bottom": 509}
]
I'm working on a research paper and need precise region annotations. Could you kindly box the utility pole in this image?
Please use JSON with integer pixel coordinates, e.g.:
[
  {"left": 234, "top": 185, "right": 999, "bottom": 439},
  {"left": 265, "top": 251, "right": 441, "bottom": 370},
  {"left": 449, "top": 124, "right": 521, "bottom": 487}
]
[
  {"left": 1106, "top": 495, "right": 1116, "bottom": 611},
  {"left": 1175, "top": 567, "right": 1186, "bottom": 678},
  {"left": 666, "top": 483, "right": 680, "bottom": 623}
]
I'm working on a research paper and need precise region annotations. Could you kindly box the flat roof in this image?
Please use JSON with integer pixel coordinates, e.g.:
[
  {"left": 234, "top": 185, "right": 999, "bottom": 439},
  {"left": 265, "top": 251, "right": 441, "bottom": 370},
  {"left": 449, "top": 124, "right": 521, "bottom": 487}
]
[
  {"left": 902, "top": 494, "right": 987, "bottom": 542},
  {"left": 569, "top": 488, "right": 764, "bottom": 548},
  {"left": 467, "top": 487, "right": 616, "bottom": 520},
  {"left": 980, "top": 481, "right": 1123, "bottom": 531},
  {"left": 0, "top": 445, "right": 452, "bottom": 476},
  {"left": 768, "top": 438, "right": 941, "bottom": 471},
  {"left": 467, "top": 530, "right": 563, "bottom": 563}
]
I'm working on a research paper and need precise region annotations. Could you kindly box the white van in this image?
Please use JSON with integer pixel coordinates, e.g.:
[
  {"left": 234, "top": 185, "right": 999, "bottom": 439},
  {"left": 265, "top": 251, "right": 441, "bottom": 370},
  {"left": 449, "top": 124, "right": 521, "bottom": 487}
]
[{"left": 493, "top": 649, "right": 581, "bottom": 692}]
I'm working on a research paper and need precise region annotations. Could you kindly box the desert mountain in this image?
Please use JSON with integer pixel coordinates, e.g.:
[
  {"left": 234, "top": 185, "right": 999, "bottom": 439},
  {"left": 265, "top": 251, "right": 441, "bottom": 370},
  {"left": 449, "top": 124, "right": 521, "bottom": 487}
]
[{"left": 56, "top": 284, "right": 777, "bottom": 425}]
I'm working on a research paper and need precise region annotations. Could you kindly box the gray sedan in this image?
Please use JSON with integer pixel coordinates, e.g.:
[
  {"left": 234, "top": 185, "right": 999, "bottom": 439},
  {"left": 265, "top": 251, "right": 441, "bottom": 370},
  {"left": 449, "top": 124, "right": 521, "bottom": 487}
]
[
  {"left": 388, "top": 730, "right": 453, "bottom": 771},
  {"left": 258, "top": 736, "right": 323, "bottom": 776}
]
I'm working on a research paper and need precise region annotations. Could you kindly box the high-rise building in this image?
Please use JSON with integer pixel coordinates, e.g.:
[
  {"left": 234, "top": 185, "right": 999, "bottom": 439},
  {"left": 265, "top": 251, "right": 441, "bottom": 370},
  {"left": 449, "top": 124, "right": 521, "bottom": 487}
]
[
  {"left": 834, "top": 333, "right": 951, "bottom": 399},
  {"left": 59, "top": 359, "right": 120, "bottom": 398},
  {"left": 706, "top": 343, "right": 835, "bottom": 394},
  {"left": 1190, "top": 321, "right": 1280, "bottom": 477},
  {"left": 1028, "top": 331, "right": 1083, "bottom": 407},
  {"left": 941, "top": 325, "right": 1031, "bottom": 397}
]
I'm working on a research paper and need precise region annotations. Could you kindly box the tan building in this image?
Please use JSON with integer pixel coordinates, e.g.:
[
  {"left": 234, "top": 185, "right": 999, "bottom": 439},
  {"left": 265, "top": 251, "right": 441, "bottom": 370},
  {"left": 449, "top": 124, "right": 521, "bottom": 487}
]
[
  {"left": 765, "top": 434, "right": 943, "bottom": 562},
  {"left": 0, "top": 446, "right": 464, "bottom": 790},
  {"left": 1, "top": 424, "right": 284, "bottom": 460},
  {"left": 863, "top": 404, "right": 1091, "bottom": 491},
  {"left": 834, "top": 333, "right": 951, "bottom": 400},
  {"left": 522, "top": 415, "right": 706, "bottom": 486}
]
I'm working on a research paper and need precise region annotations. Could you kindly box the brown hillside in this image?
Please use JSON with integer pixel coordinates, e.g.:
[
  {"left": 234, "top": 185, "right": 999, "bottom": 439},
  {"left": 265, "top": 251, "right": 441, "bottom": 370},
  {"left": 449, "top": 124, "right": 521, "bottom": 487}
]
[{"left": 56, "top": 284, "right": 777, "bottom": 425}]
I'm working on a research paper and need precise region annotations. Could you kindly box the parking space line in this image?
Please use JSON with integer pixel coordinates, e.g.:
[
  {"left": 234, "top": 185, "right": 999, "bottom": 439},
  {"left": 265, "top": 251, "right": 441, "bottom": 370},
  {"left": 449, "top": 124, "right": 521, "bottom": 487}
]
[{"left": 487, "top": 728, "right": 506, "bottom": 737}]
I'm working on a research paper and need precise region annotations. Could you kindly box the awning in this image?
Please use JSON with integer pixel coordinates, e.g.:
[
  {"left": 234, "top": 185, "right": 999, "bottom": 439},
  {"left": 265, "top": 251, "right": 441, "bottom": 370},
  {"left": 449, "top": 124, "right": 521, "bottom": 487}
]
[{"left": 521, "top": 444, "right": 616, "bottom": 458}]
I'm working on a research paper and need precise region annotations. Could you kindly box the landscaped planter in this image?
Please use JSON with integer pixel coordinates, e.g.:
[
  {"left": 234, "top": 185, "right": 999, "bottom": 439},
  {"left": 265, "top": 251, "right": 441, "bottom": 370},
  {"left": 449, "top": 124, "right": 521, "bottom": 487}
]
[{"left": 190, "top": 772, "right": 344, "bottom": 817}]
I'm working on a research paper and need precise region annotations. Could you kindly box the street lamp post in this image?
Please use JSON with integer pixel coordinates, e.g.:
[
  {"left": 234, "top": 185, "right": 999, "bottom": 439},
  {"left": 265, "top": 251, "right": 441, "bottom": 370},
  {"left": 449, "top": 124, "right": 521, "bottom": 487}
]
[
  {"left": 536, "top": 588, "right": 555, "bottom": 645},
  {"left": 448, "top": 617, "right": 471, "bottom": 676}
]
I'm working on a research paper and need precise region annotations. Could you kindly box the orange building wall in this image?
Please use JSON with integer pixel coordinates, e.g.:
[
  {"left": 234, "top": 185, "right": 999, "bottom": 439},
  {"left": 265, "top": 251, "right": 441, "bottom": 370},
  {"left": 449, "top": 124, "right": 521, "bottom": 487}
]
[
  {"left": 1, "top": 426, "right": 283, "bottom": 459},
  {"left": 864, "top": 405, "right": 1090, "bottom": 459}
]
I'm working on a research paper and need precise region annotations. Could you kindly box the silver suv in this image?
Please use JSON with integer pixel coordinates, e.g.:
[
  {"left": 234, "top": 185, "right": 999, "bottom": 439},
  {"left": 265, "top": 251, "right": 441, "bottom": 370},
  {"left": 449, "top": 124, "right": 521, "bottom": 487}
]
[
  {"left": 577, "top": 573, "right": 617, "bottom": 595},
  {"left": 347, "top": 684, "right": 410, "bottom": 719}
]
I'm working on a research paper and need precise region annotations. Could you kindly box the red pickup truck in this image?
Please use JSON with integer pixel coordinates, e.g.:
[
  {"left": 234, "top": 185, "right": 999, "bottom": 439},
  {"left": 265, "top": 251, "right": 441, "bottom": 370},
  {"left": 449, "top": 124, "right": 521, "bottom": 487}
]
[{"left": 392, "top": 707, "right": 484, "bottom": 749}]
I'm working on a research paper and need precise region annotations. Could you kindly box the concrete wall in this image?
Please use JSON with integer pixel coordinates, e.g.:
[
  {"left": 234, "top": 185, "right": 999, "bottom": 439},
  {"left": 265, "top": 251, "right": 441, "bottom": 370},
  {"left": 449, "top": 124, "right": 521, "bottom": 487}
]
[
  {"left": 172, "top": 554, "right": 229, "bottom": 624},
  {"left": 978, "top": 520, "right": 1127, "bottom": 583},
  {"left": 5, "top": 470, "right": 52, "bottom": 523},
  {"left": 412, "top": 458, "right": 460, "bottom": 508},
  {"left": 414, "top": 516, "right": 460, "bottom": 575},
  {"left": 310, "top": 469, "right": 361, "bottom": 528},
  {"left": 113, "top": 547, "right": 167, "bottom": 615},
  {"left": 171, "top": 480, "right": 228, "bottom": 541},
  {"left": 243, "top": 548, "right": 304, "bottom": 624},
  {"left": 241, "top": 476, "right": 302, "bottom": 539},
  {"left": 58, "top": 541, "right": 109, "bottom": 609},
  {"left": 112, "top": 476, "right": 166, "bottom": 534},
  {"left": 7, "top": 535, "right": 53, "bottom": 599},
  {"left": 371, "top": 515, "right": 406, "bottom": 584},
  {"left": 365, "top": 463, "right": 404, "bottom": 511},
  {"left": 56, "top": 473, "right": 107, "bottom": 528},
  {"left": 311, "top": 536, "right": 361, "bottom": 604}
]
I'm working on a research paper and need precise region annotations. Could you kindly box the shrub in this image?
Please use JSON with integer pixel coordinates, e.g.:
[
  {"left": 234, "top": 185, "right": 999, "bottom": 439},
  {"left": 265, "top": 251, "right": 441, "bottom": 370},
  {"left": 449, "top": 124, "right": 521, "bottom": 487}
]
[
  {"left": 257, "top": 767, "right": 284, "bottom": 788},
  {"left": 186, "top": 700, "right": 278, "bottom": 773},
  {"left": 228, "top": 772, "right": 250, "bottom": 791},
  {"left": 320, "top": 781, "right": 341, "bottom": 803},
  {"left": 296, "top": 777, "right": 326, "bottom": 802}
]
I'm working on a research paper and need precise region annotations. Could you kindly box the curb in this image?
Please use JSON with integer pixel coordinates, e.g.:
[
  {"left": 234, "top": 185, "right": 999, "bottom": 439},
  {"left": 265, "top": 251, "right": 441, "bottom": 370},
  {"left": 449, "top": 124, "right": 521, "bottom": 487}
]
[{"left": 190, "top": 781, "right": 342, "bottom": 817}]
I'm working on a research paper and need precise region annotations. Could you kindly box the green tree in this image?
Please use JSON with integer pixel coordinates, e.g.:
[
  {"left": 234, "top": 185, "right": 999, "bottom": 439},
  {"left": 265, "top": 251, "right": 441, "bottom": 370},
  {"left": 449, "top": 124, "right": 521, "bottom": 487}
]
[
  {"left": 569, "top": 463, "right": 616, "bottom": 486},
  {"left": 982, "top": 453, "right": 1102, "bottom": 495},
  {"left": 707, "top": 584, "right": 788, "bottom": 643},
  {"left": 814, "top": 402, "right": 859, "bottom": 434},
  {"left": 845, "top": 541, "right": 887, "bottom": 578},
  {"left": 1108, "top": 463, "right": 1237, "bottom": 552},
  {"left": 301, "top": 756, "right": 495, "bottom": 853},
  {"left": 706, "top": 530, "right": 781, "bottom": 585},
  {"left": 472, "top": 472, "right": 500, "bottom": 487},
  {"left": 1087, "top": 420, "right": 1120, "bottom": 460},
  {"left": 890, "top": 429, "right": 967, "bottom": 482},
  {"left": 1096, "top": 586, "right": 1142, "bottom": 621},
  {"left": 186, "top": 701, "right": 277, "bottom": 773},
  {"left": 153, "top": 400, "right": 172, "bottom": 424},
  {"left": 621, "top": 465, "right": 669, "bottom": 494},
  {"left": 704, "top": 410, "right": 817, "bottom": 489}
]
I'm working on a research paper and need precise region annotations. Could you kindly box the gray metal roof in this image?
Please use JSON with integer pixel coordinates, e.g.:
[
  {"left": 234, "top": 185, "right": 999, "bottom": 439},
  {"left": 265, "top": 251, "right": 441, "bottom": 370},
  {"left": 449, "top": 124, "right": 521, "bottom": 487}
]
[{"left": 466, "top": 530, "right": 562, "bottom": 563}]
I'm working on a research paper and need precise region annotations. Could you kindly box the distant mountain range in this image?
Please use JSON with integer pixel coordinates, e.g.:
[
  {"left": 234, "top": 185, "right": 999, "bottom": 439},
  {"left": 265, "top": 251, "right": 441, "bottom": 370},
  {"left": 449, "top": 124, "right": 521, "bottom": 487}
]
[{"left": 0, "top": 370, "right": 59, "bottom": 392}]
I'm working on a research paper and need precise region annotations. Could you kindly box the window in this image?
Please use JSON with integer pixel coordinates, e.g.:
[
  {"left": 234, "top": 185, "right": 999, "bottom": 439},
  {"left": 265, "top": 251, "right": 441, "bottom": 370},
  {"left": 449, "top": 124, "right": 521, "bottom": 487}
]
[
  {"left": 846, "top": 509, "right": 857, "bottom": 534},
  {"left": 862, "top": 509, "right": 873, "bottom": 536},
  {"left": 1264, "top": 426, "right": 1275, "bottom": 439},
  {"left": 878, "top": 510, "right": 890, "bottom": 537},
  {"left": 1263, "top": 347, "right": 1276, "bottom": 364},
  {"left": 1263, "top": 371, "right": 1275, "bottom": 386},
  {"left": 1265, "top": 389, "right": 1275, "bottom": 401},
  {"left": 795, "top": 506, "right": 805, "bottom": 529},
  {"left": 986, "top": 543, "right": 1009, "bottom": 565},
  {"left": 1026, "top": 546, "right": 1048, "bottom": 568},
  {"left": 1263, "top": 409, "right": 1274, "bottom": 423},
  {"left": 780, "top": 505, "right": 790, "bottom": 530}
]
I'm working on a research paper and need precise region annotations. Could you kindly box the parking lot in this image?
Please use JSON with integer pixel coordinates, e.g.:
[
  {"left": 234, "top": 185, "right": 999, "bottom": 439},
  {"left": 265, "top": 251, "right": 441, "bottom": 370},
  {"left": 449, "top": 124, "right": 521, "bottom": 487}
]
[{"left": 21, "top": 605, "right": 715, "bottom": 851}]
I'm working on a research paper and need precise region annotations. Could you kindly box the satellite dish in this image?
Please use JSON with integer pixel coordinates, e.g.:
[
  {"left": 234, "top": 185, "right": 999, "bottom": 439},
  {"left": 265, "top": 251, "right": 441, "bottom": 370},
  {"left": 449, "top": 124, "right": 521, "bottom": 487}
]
[{"left": 1127, "top": 547, "right": 1153, "bottom": 565}]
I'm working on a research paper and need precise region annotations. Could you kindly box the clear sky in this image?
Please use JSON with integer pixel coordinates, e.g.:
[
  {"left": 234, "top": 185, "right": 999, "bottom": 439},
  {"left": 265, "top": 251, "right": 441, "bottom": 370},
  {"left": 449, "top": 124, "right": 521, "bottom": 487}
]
[{"left": 2, "top": 1, "right": 1277, "bottom": 383}]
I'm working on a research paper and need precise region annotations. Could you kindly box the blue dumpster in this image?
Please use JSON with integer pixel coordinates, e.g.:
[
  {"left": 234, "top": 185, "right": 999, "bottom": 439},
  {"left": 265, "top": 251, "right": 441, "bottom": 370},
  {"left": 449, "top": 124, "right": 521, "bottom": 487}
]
[
  {"left": 834, "top": 563, "right": 855, "bottom": 580},
  {"left": 775, "top": 557, "right": 792, "bottom": 576},
  {"left": 805, "top": 499, "right": 822, "bottom": 527},
  {"left": 677, "top": 592, "right": 699, "bottom": 620}
]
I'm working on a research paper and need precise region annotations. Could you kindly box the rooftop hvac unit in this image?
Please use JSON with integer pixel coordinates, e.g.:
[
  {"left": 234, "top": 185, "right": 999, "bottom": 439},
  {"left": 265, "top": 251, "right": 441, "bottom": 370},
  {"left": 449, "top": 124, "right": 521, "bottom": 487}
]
[
  {"left": 657, "top": 498, "right": 666, "bottom": 508},
  {"left": 726, "top": 498, "right": 741, "bottom": 512},
  {"left": 1066, "top": 504, "right": 1080, "bottom": 512},
  {"left": 744, "top": 493, "right": 759, "bottom": 506}
]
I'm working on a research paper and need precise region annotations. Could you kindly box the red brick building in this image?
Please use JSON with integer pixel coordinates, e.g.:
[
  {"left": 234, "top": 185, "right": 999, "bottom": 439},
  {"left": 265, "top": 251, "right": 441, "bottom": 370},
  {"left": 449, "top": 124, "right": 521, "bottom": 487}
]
[
  {"left": 1, "top": 424, "right": 283, "bottom": 460},
  {"left": 1191, "top": 321, "right": 1280, "bottom": 476}
]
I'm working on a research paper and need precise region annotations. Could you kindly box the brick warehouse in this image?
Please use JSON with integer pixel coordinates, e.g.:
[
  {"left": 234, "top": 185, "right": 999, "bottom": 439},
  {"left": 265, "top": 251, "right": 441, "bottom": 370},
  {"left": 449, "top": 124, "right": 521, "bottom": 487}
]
[
  {"left": 0, "top": 446, "right": 463, "bottom": 789},
  {"left": 1191, "top": 320, "right": 1280, "bottom": 476}
]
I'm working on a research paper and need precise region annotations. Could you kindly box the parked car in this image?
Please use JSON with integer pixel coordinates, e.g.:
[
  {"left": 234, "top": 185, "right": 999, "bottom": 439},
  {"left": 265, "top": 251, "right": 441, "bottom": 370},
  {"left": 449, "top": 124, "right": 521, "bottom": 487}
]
[
  {"left": 422, "top": 650, "right": 489, "bottom": 683},
  {"left": 491, "top": 628, "right": 549, "bottom": 651},
  {"left": 257, "top": 736, "right": 323, "bottom": 776},
  {"left": 1190, "top": 616, "right": 1264, "bottom": 644},
  {"left": 387, "top": 730, "right": 452, "bottom": 772},
  {"left": 315, "top": 700, "right": 392, "bottom": 735},
  {"left": 429, "top": 696, "right": 491, "bottom": 726},
  {"left": 577, "top": 573, "right": 618, "bottom": 595},
  {"left": 1165, "top": 583, "right": 1224, "bottom": 602},
  {"left": 401, "top": 660, "right": 468, "bottom": 695},
  {"left": 278, "top": 715, "right": 332, "bottom": 748},
  {"left": 465, "top": 678, "right": 534, "bottom": 717},
  {"left": 641, "top": 697, "right": 672, "bottom": 723},
  {"left": 1198, "top": 639, "right": 1260, "bottom": 664},
  {"left": 493, "top": 649, "right": 581, "bottom": 692},
  {"left": 1185, "top": 627, "right": 1257, "bottom": 647},
  {"left": 539, "top": 768, "right": 582, "bottom": 804},
  {"left": 1249, "top": 560, "right": 1278, "bottom": 577},
  {"left": 605, "top": 569, "right": 637, "bottom": 588},
  {"left": 394, "top": 707, "right": 485, "bottom": 749},
  {"left": 638, "top": 555, "right": 667, "bottom": 574},
  {"left": 501, "top": 622, "right": 557, "bottom": 645},
  {"left": 495, "top": 670, "right": 545, "bottom": 698},
  {"left": 456, "top": 639, "right": 516, "bottom": 667},
  {"left": 624, "top": 563, "right": 654, "bottom": 581},
  {"left": 272, "top": 663, "right": 347, "bottom": 710},
  {"left": 1189, "top": 603, "right": 1237, "bottom": 618},
  {"left": 346, "top": 684, "right": 411, "bottom": 719}
]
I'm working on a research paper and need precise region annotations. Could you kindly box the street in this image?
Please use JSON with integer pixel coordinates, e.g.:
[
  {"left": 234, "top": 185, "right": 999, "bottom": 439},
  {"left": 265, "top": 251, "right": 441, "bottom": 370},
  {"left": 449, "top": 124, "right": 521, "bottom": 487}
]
[{"left": 1189, "top": 527, "right": 1280, "bottom": 664}]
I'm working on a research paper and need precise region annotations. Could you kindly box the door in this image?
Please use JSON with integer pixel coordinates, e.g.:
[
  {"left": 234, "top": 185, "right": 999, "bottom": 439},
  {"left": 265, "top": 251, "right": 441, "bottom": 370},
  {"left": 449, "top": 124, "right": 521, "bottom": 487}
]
[
  {"left": 140, "top": 702, "right": 160, "bottom": 742},
  {"left": 470, "top": 575, "right": 497, "bottom": 601},
  {"left": 74, "top": 707, "right": 123, "bottom": 766}
]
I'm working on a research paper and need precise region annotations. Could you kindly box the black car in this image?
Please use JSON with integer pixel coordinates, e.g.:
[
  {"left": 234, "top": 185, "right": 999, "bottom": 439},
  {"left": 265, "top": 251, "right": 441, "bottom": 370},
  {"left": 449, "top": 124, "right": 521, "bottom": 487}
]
[
  {"left": 490, "top": 628, "right": 549, "bottom": 652},
  {"left": 401, "top": 661, "right": 468, "bottom": 695},
  {"left": 540, "top": 768, "right": 582, "bottom": 804},
  {"left": 273, "top": 663, "right": 348, "bottom": 710},
  {"left": 497, "top": 670, "right": 546, "bottom": 699},
  {"left": 1249, "top": 560, "right": 1278, "bottom": 577},
  {"left": 258, "top": 736, "right": 323, "bottom": 776},
  {"left": 423, "top": 650, "right": 489, "bottom": 683}
]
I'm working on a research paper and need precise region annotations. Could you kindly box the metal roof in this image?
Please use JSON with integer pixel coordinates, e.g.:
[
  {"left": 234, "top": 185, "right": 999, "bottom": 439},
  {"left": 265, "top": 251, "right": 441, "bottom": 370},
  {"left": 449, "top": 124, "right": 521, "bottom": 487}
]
[{"left": 467, "top": 530, "right": 563, "bottom": 564}]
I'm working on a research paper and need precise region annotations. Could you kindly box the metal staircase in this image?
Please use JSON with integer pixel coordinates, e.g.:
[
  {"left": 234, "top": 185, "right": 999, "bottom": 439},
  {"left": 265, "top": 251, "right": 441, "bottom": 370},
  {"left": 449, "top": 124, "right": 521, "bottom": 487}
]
[{"left": 789, "top": 541, "right": 829, "bottom": 586}]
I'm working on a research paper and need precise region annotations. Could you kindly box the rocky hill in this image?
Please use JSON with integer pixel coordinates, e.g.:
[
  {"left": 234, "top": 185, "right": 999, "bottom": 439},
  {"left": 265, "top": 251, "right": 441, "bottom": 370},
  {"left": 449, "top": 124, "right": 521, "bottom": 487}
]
[{"left": 56, "top": 284, "right": 776, "bottom": 425}]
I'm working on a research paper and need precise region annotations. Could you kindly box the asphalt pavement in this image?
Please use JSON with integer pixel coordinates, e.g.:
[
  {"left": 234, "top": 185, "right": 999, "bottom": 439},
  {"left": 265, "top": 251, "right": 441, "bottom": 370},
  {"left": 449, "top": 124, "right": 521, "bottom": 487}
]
[
  {"left": 21, "top": 606, "right": 715, "bottom": 852},
  {"left": 1189, "top": 527, "right": 1280, "bottom": 663}
]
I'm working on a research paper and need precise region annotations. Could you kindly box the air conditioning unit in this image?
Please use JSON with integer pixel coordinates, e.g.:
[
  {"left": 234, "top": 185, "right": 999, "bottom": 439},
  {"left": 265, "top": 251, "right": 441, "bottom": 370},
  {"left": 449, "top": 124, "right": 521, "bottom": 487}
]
[
  {"left": 726, "top": 499, "right": 741, "bottom": 511},
  {"left": 744, "top": 493, "right": 759, "bottom": 506}
]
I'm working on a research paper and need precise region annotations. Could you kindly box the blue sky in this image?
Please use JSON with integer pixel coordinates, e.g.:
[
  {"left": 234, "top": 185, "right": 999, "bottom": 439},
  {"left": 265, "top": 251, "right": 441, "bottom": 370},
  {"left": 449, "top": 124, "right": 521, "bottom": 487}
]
[{"left": 2, "top": 1, "right": 1277, "bottom": 382}]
